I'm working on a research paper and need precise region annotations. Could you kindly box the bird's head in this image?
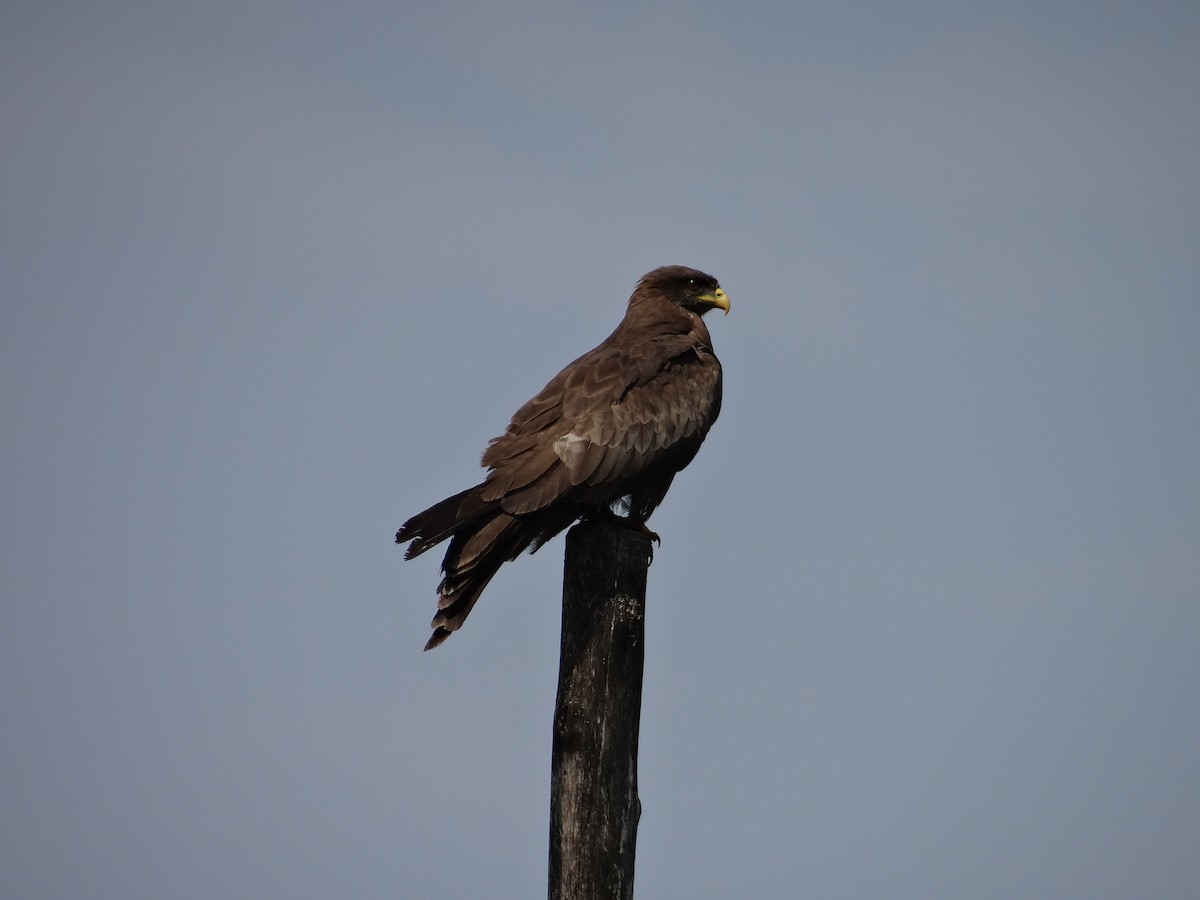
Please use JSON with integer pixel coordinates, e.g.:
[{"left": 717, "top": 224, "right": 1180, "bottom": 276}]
[{"left": 636, "top": 265, "right": 730, "bottom": 316}]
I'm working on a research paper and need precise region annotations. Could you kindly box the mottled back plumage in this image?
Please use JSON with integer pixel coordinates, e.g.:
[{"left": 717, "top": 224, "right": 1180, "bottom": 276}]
[{"left": 396, "top": 266, "right": 729, "bottom": 649}]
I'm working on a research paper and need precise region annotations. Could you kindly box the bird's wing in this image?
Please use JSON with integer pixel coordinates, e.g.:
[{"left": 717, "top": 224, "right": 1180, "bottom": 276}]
[{"left": 478, "top": 333, "right": 720, "bottom": 515}]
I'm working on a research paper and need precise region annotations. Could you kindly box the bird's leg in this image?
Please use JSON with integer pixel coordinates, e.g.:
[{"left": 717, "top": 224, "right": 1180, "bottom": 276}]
[
  {"left": 631, "top": 519, "right": 659, "bottom": 563},
  {"left": 625, "top": 519, "right": 661, "bottom": 546},
  {"left": 581, "top": 507, "right": 660, "bottom": 561}
]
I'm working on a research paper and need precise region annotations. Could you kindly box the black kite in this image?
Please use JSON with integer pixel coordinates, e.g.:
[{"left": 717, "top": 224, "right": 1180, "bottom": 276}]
[{"left": 396, "top": 265, "right": 729, "bottom": 649}]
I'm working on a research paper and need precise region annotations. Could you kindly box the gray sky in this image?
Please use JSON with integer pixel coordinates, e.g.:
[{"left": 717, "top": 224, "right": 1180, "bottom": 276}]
[{"left": 3, "top": 2, "right": 1199, "bottom": 898}]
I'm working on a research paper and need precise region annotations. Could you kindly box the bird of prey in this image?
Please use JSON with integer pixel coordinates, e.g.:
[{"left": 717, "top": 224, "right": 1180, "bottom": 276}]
[{"left": 396, "top": 265, "right": 729, "bottom": 650}]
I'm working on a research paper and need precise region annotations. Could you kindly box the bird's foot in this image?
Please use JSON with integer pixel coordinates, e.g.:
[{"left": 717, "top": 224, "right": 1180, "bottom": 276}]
[
  {"left": 589, "top": 510, "right": 659, "bottom": 541},
  {"left": 628, "top": 520, "right": 661, "bottom": 546},
  {"left": 632, "top": 521, "right": 659, "bottom": 563},
  {"left": 582, "top": 509, "right": 660, "bottom": 559}
]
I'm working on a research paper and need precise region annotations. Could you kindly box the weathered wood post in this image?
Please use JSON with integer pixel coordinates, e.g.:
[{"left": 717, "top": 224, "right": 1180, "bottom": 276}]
[{"left": 548, "top": 520, "right": 652, "bottom": 900}]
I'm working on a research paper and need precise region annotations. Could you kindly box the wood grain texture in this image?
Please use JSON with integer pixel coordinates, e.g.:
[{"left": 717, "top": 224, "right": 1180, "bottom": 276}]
[{"left": 549, "top": 521, "right": 652, "bottom": 900}]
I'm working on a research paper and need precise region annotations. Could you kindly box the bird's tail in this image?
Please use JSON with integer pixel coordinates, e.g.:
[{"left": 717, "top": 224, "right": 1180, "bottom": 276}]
[
  {"left": 396, "top": 487, "right": 491, "bottom": 559},
  {"left": 425, "top": 511, "right": 537, "bottom": 649},
  {"left": 396, "top": 488, "right": 534, "bottom": 650}
]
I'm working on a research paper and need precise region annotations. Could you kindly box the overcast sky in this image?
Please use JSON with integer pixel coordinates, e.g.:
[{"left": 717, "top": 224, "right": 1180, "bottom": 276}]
[{"left": 3, "top": 2, "right": 1199, "bottom": 898}]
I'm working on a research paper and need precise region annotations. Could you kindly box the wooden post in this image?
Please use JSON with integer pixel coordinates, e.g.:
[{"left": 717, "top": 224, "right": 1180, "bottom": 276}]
[{"left": 548, "top": 521, "right": 652, "bottom": 900}]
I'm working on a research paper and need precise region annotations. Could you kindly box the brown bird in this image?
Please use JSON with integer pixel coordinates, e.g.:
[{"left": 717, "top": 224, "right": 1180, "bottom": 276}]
[{"left": 396, "top": 265, "right": 729, "bottom": 649}]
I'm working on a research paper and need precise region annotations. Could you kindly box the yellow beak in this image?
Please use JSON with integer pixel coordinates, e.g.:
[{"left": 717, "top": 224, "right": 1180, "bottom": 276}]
[{"left": 701, "top": 287, "right": 731, "bottom": 315}]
